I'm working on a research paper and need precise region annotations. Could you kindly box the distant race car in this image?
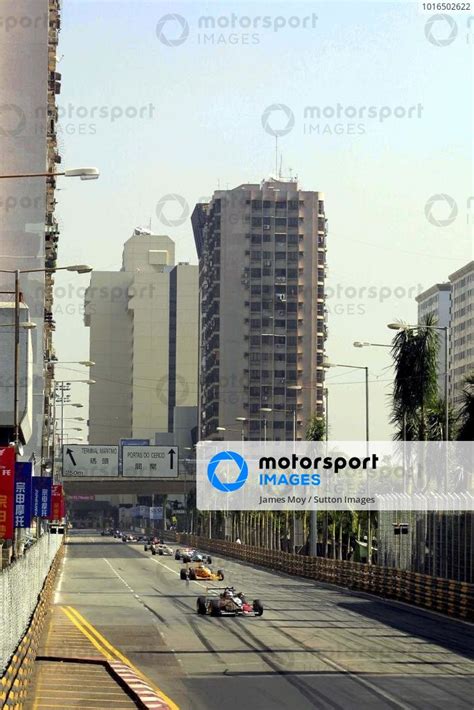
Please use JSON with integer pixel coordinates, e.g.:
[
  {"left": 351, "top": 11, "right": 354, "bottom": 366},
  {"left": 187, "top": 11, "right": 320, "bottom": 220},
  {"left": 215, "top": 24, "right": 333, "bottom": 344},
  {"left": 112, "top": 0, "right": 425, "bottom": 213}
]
[
  {"left": 122, "top": 534, "right": 136, "bottom": 542},
  {"left": 185, "top": 551, "right": 213, "bottom": 564},
  {"left": 174, "top": 547, "right": 196, "bottom": 561},
  {"left": 151, "top": 542, "right": 173, "bottom": 556},
  {"left": 180, "top": 563, "right": 224, "bottom": 581},
  {"left": 196, "top": 587, "right": 263, "bottom": 617},
  {"left": 144, "top": 537, "right": 160, "bottom": 551}
]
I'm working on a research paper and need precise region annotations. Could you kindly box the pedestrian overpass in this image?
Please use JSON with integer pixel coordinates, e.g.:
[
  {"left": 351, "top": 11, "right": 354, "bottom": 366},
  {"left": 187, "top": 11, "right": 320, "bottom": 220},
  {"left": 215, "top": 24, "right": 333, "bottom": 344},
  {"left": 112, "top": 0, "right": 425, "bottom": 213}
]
[{"left": 62, "top": 474, "right": 195, "bottom": 496}]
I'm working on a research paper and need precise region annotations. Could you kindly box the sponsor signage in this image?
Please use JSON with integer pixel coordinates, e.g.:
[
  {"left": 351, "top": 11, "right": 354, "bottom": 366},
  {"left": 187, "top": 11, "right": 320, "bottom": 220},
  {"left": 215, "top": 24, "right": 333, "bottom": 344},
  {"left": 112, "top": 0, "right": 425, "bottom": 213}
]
[
  {"left": 33, "top": 477, "right": 52, "bottom": 518},
  {"left": 62, "top": 445, "right": 119, "bottom": 477},
  {"left": 49, "top": 484, "right": 65, "bottom": 521},
  {"left": 150, "top": 506, "right": 163, "bottom": 521},
  {"left": 0, "top": 447, "right": 15, "bottom": 539},
  {"left": 14, "top": 462, "right": 33, "bottom": 529},
  {"left": 69, "top": 494, "right": 96, "bottom": 502},
  {"left": 122, "top": 446, "right": 179, "bottom": 478}
]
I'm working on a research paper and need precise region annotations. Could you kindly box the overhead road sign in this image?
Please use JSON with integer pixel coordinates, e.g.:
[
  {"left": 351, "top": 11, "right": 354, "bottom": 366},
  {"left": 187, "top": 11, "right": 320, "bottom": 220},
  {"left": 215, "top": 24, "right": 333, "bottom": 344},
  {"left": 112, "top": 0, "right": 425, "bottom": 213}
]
[
  {"left": 62, "top": 445, "right": 119, "bottom": 477},
  {"left": 122, "top": 446, "right": 178, "bottom": 478}
]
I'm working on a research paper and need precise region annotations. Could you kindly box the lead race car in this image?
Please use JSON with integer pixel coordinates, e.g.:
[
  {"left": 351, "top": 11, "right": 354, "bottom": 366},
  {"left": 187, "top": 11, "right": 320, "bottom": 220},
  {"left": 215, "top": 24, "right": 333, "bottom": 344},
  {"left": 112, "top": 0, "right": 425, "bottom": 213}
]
[{"left": 197, "top": 587, "right": 263, "bottom": 617}]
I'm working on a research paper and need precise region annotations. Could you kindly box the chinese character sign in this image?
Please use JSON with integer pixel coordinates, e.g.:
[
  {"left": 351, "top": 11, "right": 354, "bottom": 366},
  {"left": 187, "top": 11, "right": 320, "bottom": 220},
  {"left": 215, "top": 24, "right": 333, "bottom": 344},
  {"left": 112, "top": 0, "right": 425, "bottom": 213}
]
[
  {"left": 0, "top": 447, "right": 15, "bottom": 540},
  {"left": 32, "top": 477, "right": 52, "bottom": 518},
  {"left": 49, "top": 484, "right": 65, "bottom": 521},
  {"left": 14, "top": 462, "right": 33, "bottom": 529}
]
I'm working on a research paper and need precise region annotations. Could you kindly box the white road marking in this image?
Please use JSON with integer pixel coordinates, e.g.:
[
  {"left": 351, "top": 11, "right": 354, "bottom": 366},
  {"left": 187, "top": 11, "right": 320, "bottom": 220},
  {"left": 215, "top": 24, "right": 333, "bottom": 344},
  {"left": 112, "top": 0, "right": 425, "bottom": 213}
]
[{"left": 103, "top": 557, "right": 135, "bottom": 593}]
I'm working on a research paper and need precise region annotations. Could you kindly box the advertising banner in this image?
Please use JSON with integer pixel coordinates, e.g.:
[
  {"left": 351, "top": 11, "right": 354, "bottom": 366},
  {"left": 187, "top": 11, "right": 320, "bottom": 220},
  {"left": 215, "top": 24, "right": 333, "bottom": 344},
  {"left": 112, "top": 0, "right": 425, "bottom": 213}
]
[
  {"left": 0, "top": 447, "right": 15, "bottom": 539},
  {"left": 14, "top": 461, "right": 33, "bottom": 528},
  {"left": 49, "top": 484, "right": 65, "bottom": 521},
  {"left": 150, "top": 506, "right": 163, "bottom": 521},
  {"left": 33, "top": 477, "right": 52, "bottom": 518}
]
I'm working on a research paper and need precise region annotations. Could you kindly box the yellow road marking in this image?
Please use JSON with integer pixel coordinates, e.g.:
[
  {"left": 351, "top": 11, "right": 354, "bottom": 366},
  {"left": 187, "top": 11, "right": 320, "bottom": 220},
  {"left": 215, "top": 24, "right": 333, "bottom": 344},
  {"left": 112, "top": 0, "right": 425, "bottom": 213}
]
[
  {"left": 65, "top": 606, "right": 180, "bottom": 710},
  {"left": 61, "top": 607, "right": 114, "bottom": 660}
]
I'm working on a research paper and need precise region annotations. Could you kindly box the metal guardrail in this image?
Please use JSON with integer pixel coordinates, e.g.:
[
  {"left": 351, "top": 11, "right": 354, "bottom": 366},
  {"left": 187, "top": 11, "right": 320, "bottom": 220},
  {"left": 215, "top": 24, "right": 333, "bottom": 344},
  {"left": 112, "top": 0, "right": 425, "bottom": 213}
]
[
  {"left": 175, "top": 533, "right": 473, "bottom": 621},
  {"left": 0, "top": 533, "right": 64, "bottom": 704}
]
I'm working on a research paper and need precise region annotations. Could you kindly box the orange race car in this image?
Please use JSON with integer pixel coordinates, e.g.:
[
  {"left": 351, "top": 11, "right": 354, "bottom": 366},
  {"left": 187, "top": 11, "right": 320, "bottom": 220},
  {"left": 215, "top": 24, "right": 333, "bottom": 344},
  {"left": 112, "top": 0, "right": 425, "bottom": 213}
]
[{"left": 180, "top": 562, "right": 224, "bottom": 581}]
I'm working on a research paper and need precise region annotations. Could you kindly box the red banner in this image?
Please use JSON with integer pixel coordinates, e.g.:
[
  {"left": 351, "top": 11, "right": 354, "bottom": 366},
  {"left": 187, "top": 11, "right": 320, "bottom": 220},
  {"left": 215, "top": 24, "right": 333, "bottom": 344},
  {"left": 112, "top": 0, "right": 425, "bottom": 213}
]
[
  {"left": 49, "top": 483, "right": 65, "bottom": 521},
  {"left": 0, "top": 447, "right": 16, "bottom": 540}
]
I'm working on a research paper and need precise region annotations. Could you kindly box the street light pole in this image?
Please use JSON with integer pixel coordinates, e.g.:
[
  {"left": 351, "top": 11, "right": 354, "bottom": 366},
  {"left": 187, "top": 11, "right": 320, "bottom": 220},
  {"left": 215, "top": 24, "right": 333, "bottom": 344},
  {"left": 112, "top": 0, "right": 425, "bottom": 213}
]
[{"left": 13, "top": 270, "right": 20, "bottom": 449}]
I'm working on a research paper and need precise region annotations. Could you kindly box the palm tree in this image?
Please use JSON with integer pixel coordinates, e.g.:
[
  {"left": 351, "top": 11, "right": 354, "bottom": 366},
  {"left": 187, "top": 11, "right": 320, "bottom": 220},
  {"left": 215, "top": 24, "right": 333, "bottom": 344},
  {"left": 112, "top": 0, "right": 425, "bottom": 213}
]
[
  {"left": 426, "top": 397, "right": 456, "bottom": 440},
  {"left": 457, "top": 373, "right": 474, "bottom": 440},
  {"left": 306, "top": 415, "right": 326, "bottom": 441},
  {"left": 390, "top": 314, "right": 440, "bottom": 440}
]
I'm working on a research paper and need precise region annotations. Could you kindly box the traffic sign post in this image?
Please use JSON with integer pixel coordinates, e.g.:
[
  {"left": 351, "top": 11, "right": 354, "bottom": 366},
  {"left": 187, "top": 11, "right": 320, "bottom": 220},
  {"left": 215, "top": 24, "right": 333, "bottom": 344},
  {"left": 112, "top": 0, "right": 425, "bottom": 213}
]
[
  {"left": 62, "top": 445, "right": 119, "bottom": 477},
  {"left": 122, "top": 446, "right": 179, "bottom": 478}
]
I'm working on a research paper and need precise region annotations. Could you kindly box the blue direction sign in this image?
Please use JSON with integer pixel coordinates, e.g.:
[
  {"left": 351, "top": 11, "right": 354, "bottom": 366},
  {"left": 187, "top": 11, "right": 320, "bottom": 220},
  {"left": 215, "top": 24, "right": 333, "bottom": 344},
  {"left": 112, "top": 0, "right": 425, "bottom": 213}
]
[{"left": 119, "top": 438, "right": 149, "bottom": 473}]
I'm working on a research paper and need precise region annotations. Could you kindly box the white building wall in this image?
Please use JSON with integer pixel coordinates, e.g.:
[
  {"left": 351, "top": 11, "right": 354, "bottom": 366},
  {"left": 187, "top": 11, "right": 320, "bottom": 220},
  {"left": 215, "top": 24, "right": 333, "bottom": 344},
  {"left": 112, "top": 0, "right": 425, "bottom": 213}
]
[
  {"left": 0, "top": 0, "right": 50, "bottom": 454},
  {"left": 449, "top": 262, "right": 474, "bottom": 405},
  {"left": 86, "top": 232, "right": 198, "bottom": 444}
]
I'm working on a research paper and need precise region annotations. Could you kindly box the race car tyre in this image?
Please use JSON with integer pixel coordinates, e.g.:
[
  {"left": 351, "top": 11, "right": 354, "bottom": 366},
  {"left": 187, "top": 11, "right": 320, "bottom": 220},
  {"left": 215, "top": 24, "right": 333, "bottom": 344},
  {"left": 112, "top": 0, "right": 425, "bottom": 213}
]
[
  {"left": 210, "top": 599, "right": 222, "bottom": 617},
  {"left": 207, "top": 556, "right": 212, "bottom": 564},
  {"left": 180, "top": 569, "right": 188, "bottom": 580},
  {"left": 183, "top": 555, "right": 191, "bottom": 563},
  {"left": 197, "top": 597, "right": 207, "bottom": 615},
  {"left": 189, "top": 568, "right": 197, "bottom": 580},
  {"left": 144, "top": 545, "right": 148, "bottom": 551},
  {"left": 152, "top": 548, "right": 156, "bottom": 555},
  {"left": 217, "top": 570, "right": 224, "bottom": 580},
  {"left": 175, "top": 552, "right": 180, "bottom": 560},
  {"left": 158, "top": 549, "right": 163, "bottom": 555},
  {"left": 253, "top": 600, "right": 264, "bottom": 616}
]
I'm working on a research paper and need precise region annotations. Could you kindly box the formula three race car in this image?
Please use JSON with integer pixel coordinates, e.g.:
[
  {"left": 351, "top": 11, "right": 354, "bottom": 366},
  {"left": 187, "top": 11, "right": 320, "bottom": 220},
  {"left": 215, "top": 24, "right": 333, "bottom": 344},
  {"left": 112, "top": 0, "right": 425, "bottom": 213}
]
[
  {"left": 180, "top": 563, "right": 224, "bottom": 581},
  {"left": 196, "top": 587, "right": 263, "bottom": 617},
  {"left": 151, "top": 542, "right": 173, "bottom": 556}
]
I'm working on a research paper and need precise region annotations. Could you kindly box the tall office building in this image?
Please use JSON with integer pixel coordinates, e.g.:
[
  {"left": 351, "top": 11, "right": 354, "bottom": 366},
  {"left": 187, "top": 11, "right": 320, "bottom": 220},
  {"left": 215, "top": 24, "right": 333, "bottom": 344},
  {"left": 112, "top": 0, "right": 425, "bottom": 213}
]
[
  {"left": 0, "top": 0, "right": 61, "bottom": 458},
  {"left": 192, "top": 178, "right": 327, "bottom": 441},
  {"left": 84, "top": 230, "right": 198, "bottom": 443},
  {"left": 415, "top": 261, "right": 474, "bottom": 407},
  {"left": 449, "top": 261, "right": 474, "bottom": 405},
  {"left": 416, "top": 283, "right": 451, "bottom": 398}
]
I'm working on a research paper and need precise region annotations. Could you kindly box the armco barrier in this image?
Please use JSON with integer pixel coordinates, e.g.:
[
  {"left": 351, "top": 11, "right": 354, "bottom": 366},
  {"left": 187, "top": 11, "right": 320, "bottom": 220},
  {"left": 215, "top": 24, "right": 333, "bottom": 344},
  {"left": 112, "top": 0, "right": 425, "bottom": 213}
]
[
  {"left": 175, "top": 534, "right": 473, "bottom": 621},
  {"left": 0, "top": 534, "right": 64, "bottom": 707}
]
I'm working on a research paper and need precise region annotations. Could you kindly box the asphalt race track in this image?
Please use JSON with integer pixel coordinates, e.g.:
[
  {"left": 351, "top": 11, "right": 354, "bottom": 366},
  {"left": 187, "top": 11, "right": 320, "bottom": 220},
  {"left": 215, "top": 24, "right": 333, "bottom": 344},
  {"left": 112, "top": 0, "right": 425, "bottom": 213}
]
[{"left": 56, "top": 532, "right": 474, "bottom": 709}]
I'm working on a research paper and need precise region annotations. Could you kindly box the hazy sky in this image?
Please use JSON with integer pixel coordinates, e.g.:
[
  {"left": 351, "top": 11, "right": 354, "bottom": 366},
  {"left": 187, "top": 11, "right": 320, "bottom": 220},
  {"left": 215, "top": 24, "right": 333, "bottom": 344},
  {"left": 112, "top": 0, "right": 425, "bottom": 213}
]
[{"left": 54, "top": 1, "right": 472, "bottom": 440}]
